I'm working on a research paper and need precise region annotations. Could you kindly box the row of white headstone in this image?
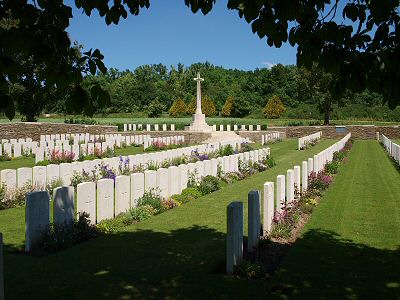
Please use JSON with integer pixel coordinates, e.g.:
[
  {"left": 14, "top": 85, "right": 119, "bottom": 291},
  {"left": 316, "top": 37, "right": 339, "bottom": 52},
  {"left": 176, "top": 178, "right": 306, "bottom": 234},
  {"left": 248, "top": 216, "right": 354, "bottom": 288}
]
[
  {"left": 226, "top": 133, "right": 352, "bottom": 273},
  {"left": 298, "top": 131, "right": 322, "bottom": 150},
  {"left": 211, "top": 124, "right": 263, "bottom": 132},
  {"left": 379, "top": 133, "right": 400, "bottom": 165},
  {"left": 1, "top": 140, "right": 244, "bottom": 191},
  {"left": 143, "top": 136, "right": 185, "bottom": 150},
  {"left": 23, "top": 147, "right": 271, "bottom": 252},
  {"left": 40, "top": 133, "right": 145, "bottom": 145},
  {"left": 124, "top": 124, "right": 175, "bottom": 131},
  {"left": 261, "top": 132, "right": 283, "bottom": 145},
  {"left": 0, "top": 141, "right": 37, "bottom": 158}
]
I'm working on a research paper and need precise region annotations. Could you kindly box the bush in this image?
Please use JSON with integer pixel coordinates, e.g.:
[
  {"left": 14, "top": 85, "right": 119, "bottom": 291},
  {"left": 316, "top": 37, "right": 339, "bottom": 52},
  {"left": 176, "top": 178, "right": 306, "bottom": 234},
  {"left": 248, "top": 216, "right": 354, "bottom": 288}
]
[
  {"left": 308, "top": 171, "right": 332, "bottom": 191},
  {"left": 137, "top": 189, "right": 165, "bottom": 214},
  {"left": 147, "top": 99, "right": 166, "bottom": 117},
  {"left": 128, "top": 205, "right": 157, "bottom": 222},
  {"left": 234, "top": 260, "right": 266, "bottom": 279},
  {"left": 231, "top": 97, "right": 251, "bottom": 117},
  {"left": 169, "top": 98, "right": 187, "bottom": 117},
  {"left": 36, "top": 213, "right": 99, "bottom": 253},
  {"left": 201, "top": 95, "right": 217, "bottom": 116},
  {"left": 221, "top": 96, "right": 234, "bottom": 117},
  {"left": 263, "top": 157, "right": 276, "bottom": 168},
  {"left": 198, "top": 175, "right": 221, "bottom": 195},
  {"left": 181, "top": 187, "right": 202, "bottom": 199},
  {"left": 263, "top": 95, "right": 286, "bottom": 119},
  {"left": 219, "top": 144, "right": 234, "bottom": 156},
  {"left": 325, "top": 161, "right": 340, "bottom": 174}
]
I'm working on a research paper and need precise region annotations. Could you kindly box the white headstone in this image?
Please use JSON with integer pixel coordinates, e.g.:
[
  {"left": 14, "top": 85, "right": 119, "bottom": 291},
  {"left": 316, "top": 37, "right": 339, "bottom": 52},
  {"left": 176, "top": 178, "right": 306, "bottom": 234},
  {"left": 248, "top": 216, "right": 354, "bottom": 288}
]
[
  {"left": 60, "top": 163, "right": 73, "bottom": 185},
  {"left": 115, "top": 175, "right": 131, "bottom": 215},
  {"left": 168, "top": 166, "right": 180, "bottom": 196},
  {"left": 178, "top": 164, "right": 188, "bottom": 192},
  {"left": 276, "top": 175, "right": 285, "bottom": 213},
  {"left": 248, "top": 190, "right": 261, "bottom": 252},
  {"left": 263, "top": 182, "right": 274, "bottom": 233},
  {"left": 32, "top": 166, "right": 46, "bottom": 190},
  {"left": 17, "top": 167, "right": 32, "bottom": 188},
  {"left": 1, "top": 169, "right": 16, "bottom": 190},
  {"left": 308, "top": 157, "right": 313, "bottom": 175},
  {"left": 286, "top": 169, "right": 295, "bottom": 203},
  {"left": 156, "top": 168, "right": 169, "bottom": 198},
  {"left": 13, "top": 142, "right": 22, "bottom": 157},
  {"left": 46, "top": 164, "right": 60, "bottom": 184},
  {"left": 293, "top": 165, "right": 301, "bottom": 195},
  {"left": 226, "top": 201, "right": 243, "bottom": 274},
  {"left": 302, "top": 161, "right": 308, "bottom": 192},
  {"left": 144, "top": 170, "right": 157, "bottom": 192},
  {"left": 25, "top": 191, "right": 50, "bottom": 252},
  {"left": 130, "top": 173, "right": 144, "bottom": 207},
  {"left": 53, "top": 186, "right": 75, "bottom": 225},
  {"left": 97, "top": 178, "right": 114, "bottom": 222},
  {"left": 77, "top": 182, "right": 96, "bottom": 224}
]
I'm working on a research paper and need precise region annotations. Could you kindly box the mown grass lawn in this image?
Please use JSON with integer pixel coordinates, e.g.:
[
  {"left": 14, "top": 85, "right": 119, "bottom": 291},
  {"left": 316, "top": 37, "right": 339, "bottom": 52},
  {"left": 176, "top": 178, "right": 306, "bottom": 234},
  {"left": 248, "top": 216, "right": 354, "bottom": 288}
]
[
  {"left": 2, "top": 139, "right": 337, "bottom": 299},
  {"left": 0, "top": 145, "right": 145, "bottom": 171},
  {"left": 269, "top": 140, "right": 400, "bottom": 299}
]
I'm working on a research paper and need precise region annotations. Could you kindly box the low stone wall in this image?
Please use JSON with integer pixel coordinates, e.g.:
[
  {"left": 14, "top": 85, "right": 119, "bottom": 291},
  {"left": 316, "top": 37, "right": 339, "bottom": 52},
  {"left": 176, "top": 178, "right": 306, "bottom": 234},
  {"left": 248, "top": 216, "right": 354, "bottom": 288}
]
[
  {"left": 280, "top": 125, "right": 400, "bottom": 140},
  {"left": 0, "top": 122, "right": 118, "bottom": 141}
]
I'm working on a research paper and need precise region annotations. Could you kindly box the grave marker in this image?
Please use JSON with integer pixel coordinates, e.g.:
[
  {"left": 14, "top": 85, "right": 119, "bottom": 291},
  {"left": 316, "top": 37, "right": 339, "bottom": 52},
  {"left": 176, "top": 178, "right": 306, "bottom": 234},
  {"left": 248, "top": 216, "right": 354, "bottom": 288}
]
[
  {"left": 53, "top": 186, "right": 74, "bottom": 225},
  {"left": 77, "top": 182, "right": 96, "bottom": 224},
  {"left": 226, "top": 201, "right": 243, "bottom": 274},
  {"left": 263, "top": 182, "right": 274, "bottom": 233},
  {"left": 25, "top": 191, "right": 50, "bottom": 252},
  {"left": 115, "top": 175, "right": 131, "bottom": 214},
  {"left": 97, "top": 179, "right": 114, "bottom": 222},
  {"left": 248, "top": 190, "right": 261, "bottom": 252}
]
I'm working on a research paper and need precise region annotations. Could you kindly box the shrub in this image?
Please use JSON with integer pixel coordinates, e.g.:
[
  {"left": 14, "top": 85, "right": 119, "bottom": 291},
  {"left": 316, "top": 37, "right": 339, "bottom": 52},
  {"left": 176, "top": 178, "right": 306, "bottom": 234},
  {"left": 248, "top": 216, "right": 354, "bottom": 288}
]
[
  {"left": 218, "top": 144, "right": 234, "bottom": 156},
  {"left": 201, "top": 95, "right": 217, "bottom": 116},
  {"left": 147, "top": 99, "right": 166, "bottom": 117},
  {"left": 172, "top": 194, "right": 192, "bottom": 204},
  {"left": 0, "top": 183, "right": 36, "bottom": 210},
  {"left": 263, "top": 157, "right": 276, "bottom": 168},
  {"left": 263, "top": 95, "right": 286, "bottom": 119},
  {"left": 308, "top": 171, "right": 332, "bottom": 191},
  {"left": 169, "top": 98, "right": 188, "bottom": 117},
  {"left": 46, "top": 178, "right": 64, "bottom": 197},
  {"left": 325, "top": 161, "right": 340, "bottom": 174},
  {"left": 231, "top": 97, "right": 251, "bottom": 117},
  {"left": 96, "top": 214, "right": 130, "bottom": 234},
  {"left": 198, "top": 175, "right": 220, "bottom": 195},
  {"left": 221, "top": 96, "right": 234, "bottom": 117},
  {"left": 240, "top": 142, "right": 253, "bottom": 152},
  {"left": 234, "top": 260, "right": 266, "bottom": 279},
  {"left": 137, "top": 189, "right": 165, "bottom": 214},
  {"left": 181, "top": 187, "right": 202, "bottom": 199},
  {"left": 128, "top": 205, "right": 157, "bottom": 222},
  {"left": 36, "top": 213, "right": 98, "bottom": 253}
]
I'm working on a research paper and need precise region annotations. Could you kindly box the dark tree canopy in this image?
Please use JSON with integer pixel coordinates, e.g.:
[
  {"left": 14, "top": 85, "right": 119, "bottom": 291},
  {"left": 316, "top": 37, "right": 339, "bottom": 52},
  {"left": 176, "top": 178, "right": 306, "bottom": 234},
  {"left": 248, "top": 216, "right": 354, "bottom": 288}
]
[{"left": 1, "top": 0, "right": 399, "bottom": 119}]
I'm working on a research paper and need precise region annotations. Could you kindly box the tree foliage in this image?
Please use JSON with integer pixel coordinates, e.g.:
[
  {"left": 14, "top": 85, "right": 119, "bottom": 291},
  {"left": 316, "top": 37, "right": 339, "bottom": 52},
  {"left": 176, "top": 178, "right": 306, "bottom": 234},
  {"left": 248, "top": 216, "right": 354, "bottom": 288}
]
[
  {"left": 201, "top": 95, "right": 217, "bottom": 116},
  {"left": 169, "top": 98, "right": 187, "bottom": 117},
  {"left": 263, "top": 95, "right": 286, "bottom": 119},
  {"left": 221, "top": 96, "right": 234, "bottom": 117},
  {"left": 147, "top": 99, "right": 165, "bottom": 118},
  {"left": 2, "top": 0, "right": 400, "bottom": 120}
]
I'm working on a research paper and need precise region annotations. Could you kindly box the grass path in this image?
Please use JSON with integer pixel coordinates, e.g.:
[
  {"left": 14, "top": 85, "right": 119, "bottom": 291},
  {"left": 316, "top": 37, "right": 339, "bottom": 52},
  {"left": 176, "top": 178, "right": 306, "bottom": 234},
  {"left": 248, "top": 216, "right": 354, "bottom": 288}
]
[
  {"left": 2, "top": 139, "right": 337, "bottom": 299},
  {"left": 270, "top": 140, "right": 400, "bottom": 299}
]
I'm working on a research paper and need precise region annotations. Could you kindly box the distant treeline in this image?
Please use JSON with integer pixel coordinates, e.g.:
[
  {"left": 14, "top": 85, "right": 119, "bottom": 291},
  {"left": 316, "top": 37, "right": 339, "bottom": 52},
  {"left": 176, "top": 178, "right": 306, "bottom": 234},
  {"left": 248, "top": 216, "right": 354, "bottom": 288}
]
[{"left": 43, "top": 62, "right": 400, "bottom": 121}]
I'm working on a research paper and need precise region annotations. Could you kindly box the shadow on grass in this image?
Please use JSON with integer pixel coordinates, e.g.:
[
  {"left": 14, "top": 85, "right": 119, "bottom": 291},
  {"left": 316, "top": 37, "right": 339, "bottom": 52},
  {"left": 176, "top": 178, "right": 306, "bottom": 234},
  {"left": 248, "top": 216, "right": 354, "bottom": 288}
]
[
  {"left": 270, "top": 229, "right": 400, "bottom": 299},
  {"left": 4, "top": 227, "right": 400, "bottom": 299}
]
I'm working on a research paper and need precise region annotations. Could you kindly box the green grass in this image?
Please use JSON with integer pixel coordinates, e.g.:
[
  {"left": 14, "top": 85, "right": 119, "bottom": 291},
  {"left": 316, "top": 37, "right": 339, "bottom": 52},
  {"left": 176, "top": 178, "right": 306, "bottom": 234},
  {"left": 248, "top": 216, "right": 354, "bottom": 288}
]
[
  {"left": 269, "top": 140, "right": 400, "bottom": 299},
  {"left": 0, "top": 145, "right": 145, "bottom": 171},
  {"left": 1, "top": 115, "right": 399, "bottom": 126},
  {"left": 2, "top": 139, "right": 338, "bottom": 299}
]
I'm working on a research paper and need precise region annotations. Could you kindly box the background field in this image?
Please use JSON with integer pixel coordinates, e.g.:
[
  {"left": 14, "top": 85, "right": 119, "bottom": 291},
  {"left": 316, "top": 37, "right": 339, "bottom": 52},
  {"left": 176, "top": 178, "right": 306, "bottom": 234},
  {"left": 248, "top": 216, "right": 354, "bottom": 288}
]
[{"left": 1, "top": 114, "right": 399, "bottom": 128}]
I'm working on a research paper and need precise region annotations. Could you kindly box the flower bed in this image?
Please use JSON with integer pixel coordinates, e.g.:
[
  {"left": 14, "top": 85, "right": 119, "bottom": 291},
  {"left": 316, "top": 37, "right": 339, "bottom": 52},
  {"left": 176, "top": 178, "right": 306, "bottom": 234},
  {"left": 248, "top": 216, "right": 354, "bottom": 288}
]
[{"left": 234, "top": 139, "right": 354, "bottom": 280}]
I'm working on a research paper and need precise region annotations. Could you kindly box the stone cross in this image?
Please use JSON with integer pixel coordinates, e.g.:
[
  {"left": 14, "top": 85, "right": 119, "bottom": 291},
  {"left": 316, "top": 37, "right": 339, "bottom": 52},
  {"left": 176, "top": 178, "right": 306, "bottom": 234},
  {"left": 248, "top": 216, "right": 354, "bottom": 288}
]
[{"left": 193, "top": 72, "right": 204, "bottom": 115}]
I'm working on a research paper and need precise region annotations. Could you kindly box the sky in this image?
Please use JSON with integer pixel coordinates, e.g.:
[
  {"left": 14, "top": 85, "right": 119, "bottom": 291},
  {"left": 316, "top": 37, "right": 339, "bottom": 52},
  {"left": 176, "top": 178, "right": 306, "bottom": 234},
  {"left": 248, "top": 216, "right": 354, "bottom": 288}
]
[{"left": 66, "top": 0, "right": 297, "bottom": 71}]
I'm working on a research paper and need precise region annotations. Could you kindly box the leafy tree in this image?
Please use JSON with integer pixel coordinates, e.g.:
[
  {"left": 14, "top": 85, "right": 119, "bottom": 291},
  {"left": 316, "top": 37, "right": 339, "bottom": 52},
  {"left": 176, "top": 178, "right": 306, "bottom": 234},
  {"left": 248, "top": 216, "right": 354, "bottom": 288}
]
[
  {"left": 147, "top": 99, "right": 165, "bottom": 118},
  {"left": 263, "top": 95, "right": 286, "bottom": 119},
  {"left": 231, "top": 97, "right": 251, "bottom": 118},
  {"left": 221, "top": 96, "right": 234, "bottom": 117},
  {"left": 186, "top": 95, "right": 216, "bottom": 116},
  {"left": 169, "top": 98, "right": 187, "bottom": 117},
  {"left": 201, "top": 95, "right": 217, "bottom": 116},
  {"left": 3, "top": 0, "right": 400, "bottom": 119}
]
